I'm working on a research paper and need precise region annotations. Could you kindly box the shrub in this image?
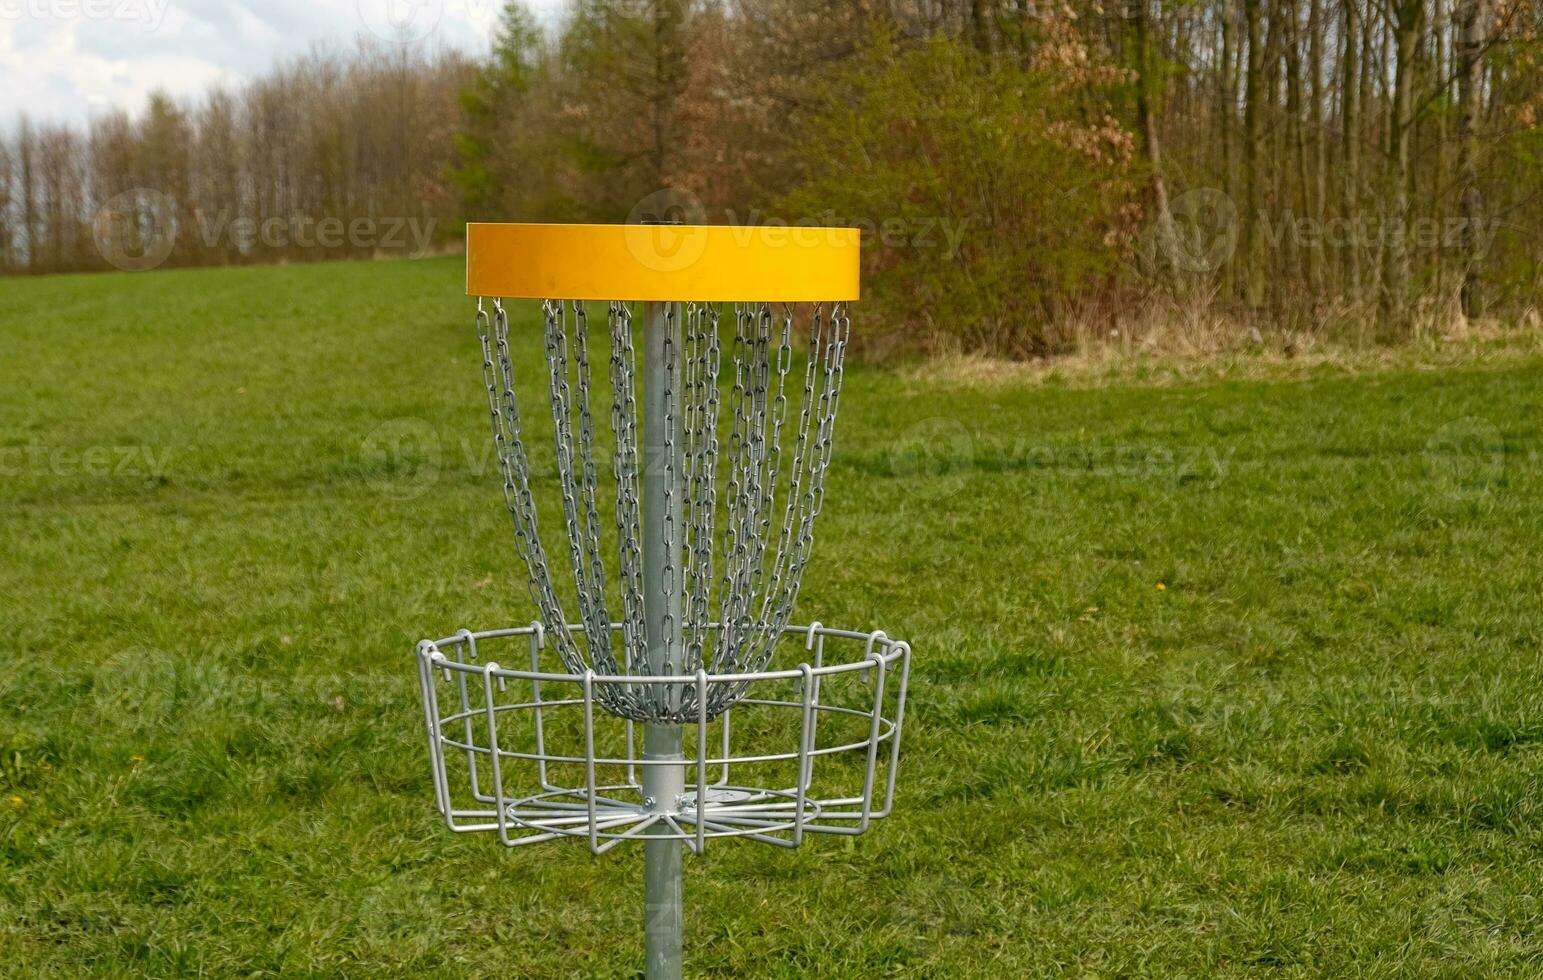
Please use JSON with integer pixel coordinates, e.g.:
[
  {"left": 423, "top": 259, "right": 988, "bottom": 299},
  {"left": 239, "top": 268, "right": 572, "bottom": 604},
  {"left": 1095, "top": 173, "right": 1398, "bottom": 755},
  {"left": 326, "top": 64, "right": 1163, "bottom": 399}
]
[{"left": 781, "top": 31, "right": 1140, "bottom": 359}]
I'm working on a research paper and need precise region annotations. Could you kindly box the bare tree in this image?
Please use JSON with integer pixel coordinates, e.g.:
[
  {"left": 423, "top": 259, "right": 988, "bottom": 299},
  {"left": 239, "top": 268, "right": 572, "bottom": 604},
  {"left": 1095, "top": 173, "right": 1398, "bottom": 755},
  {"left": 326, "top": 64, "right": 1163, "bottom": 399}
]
[
  {"left": 1455, "top": 0, "right": 1490, "bottom": 317},
  {"left": 1342, "top": 0, "right": 1363, "bottom": 298},
  {"left": 1381, "top": 0, "right": 1426, "bottom": 325}
]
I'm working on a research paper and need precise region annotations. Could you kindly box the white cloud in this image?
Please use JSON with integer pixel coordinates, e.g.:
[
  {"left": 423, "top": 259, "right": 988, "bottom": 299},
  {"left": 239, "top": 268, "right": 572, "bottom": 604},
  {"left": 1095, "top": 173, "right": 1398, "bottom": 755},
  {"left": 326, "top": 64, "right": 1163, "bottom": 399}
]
[{"left": 0, "top": 0, "right": 567, "bottom": 128}]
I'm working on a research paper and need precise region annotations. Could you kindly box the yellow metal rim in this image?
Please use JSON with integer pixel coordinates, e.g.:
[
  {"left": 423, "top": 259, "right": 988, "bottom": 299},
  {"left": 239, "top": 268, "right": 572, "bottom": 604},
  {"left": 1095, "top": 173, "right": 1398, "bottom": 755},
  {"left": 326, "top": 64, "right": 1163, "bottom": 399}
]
[{"left": 466, "top": 223, "right": 861, "bottom": 302}]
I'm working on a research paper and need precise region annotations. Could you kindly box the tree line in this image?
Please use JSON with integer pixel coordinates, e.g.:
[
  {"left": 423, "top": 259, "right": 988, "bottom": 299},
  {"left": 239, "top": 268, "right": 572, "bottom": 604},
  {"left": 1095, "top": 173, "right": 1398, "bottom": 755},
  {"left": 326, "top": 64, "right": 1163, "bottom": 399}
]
[
  {"left": 0, "top": 42, "right": 468, "bottom": 274},
  {"left": 0, "top": 1, "right": 1538, "bottom": 356}
]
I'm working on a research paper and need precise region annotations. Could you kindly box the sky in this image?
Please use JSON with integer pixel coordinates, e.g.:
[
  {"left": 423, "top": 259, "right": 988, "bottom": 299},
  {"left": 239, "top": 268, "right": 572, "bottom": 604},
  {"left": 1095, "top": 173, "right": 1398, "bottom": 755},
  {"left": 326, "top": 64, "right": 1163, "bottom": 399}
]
[{"left": 0, "top": 0, "right": 568, "bottom": 127}]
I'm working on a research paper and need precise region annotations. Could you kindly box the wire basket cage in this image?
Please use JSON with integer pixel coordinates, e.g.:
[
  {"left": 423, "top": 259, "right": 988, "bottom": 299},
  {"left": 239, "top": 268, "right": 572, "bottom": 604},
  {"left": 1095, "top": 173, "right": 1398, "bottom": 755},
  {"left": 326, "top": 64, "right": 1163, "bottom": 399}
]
[{"left": 417, "top": 622, "right": 910, "bottom": 852}]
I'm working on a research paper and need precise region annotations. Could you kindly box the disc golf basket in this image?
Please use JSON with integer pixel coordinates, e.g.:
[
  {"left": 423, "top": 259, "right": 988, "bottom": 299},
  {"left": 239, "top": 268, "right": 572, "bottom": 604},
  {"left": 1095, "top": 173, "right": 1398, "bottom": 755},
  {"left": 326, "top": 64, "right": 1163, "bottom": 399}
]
[{"left": 413, "top": 222, "right": 911, "bottom": 978}]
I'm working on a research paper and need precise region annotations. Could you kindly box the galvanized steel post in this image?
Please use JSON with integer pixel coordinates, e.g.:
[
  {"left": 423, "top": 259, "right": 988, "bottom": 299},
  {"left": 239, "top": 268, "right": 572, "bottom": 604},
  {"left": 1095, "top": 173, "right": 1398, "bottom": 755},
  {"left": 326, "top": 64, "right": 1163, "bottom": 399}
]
[{"left": 641, "top": 299, "right": 685, "bottom": 980}]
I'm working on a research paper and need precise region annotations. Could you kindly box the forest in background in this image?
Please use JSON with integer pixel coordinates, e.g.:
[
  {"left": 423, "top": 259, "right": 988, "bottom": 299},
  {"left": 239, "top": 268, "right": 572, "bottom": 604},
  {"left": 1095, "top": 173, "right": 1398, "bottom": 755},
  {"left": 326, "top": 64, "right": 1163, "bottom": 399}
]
[{"left": 0, "top": 0, "right": 1538, "bottom": 358}]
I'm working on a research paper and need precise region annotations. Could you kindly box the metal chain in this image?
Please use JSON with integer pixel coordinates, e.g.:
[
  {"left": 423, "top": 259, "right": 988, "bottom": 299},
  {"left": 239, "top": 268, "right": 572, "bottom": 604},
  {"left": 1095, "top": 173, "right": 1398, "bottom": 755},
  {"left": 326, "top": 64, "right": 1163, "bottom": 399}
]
[
  {"left": 708, "top": 302, "right": 847, "bottom": 713},
  {"left": 610, "top": 303, "right": 647, "bottom": 683},
  {"left": 473, "top": 297, "right": 847, "bottom": 724},
  {"left": 656, "top": 305, "right": 681, "bottom": 717},
  {"left": 743, "top": 305, "right": 793, "bottom": 616},
  {"left": 544, "top": 302, "right": 625, "bottom": 687},
  {"left": 738, "top": 302, "right": 849, "bottom": 687},
  {"left": 571, "top": 302, "right": 615, "bottom": 674},
  {"left": 746, "top": 305, "right": 825, "bottom": 673},
  {"left": 682, "top": 303, "right": 720, "bottom": 678},
  {"left": 716, "top": 304, "right": 774, "bottom": 676},
  {"left": 713, "top": 306, "right": 751, "bottom": 675},
  {"left": 479, "top": 299, "right": 581, "bottom": 676}
]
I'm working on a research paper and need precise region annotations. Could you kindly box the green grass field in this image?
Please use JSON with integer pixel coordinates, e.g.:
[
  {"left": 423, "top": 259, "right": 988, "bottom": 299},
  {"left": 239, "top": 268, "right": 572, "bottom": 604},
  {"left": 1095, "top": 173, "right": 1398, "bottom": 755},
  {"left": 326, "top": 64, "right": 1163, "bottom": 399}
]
[{"left": 3, "top": 257, "right": 1542, "bottom": 977}]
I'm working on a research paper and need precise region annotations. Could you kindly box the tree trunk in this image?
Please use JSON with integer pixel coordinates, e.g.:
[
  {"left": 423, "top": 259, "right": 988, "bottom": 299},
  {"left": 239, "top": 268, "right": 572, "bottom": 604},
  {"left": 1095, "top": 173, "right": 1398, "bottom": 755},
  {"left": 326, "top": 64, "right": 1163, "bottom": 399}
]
[
  {"left": 971, "top": 0, "right": 994, "bottom": 54},
  {"left": 1341, "top": 0, "right": 1363, "bottom": 299},
  {"left": 1220, "top": 0, "right": 1239, "bottom": 297},
  {"left": 18, "top": 119, "right": 38, "bottom": 273},
  {"left": 1262, "top": 0, "right": 1286, "bottom": 314},
  {"left": 1456, "top": 0, "right": 1488, "bottom": 318},
  {"left": 1243, "top": 0, "right": 1267, "bottom": 311},
  {"left": 1285, "top": 0, "right": 1312, "bottom": 301},
  {"left": 1307, "top": 0, "right": 1327, "bottom": 295},
  {"left": 1135, "top": 0, "right": 1177, "bottom": 270},
  {"left": 1381, "top": 0, "right": 1424, "bottom": 328}
]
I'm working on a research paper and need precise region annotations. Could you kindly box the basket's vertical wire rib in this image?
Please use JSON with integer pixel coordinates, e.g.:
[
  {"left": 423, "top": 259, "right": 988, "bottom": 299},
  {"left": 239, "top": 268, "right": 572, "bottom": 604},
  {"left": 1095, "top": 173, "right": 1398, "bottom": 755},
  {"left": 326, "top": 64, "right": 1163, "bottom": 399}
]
[
  {"left": 626, "top": 716, "right": 638, "bottom": 790},
  {"left": 716, "top": 707, "right": 732, "bottom": 786},
  {"left": 583, "top": 670, "right": 599, "bottom": 853},
  {"left": 862, "top": 630, "right": 888, "bottom": 681},
  {"left": 696, "top": 670, "right": 709, "bottom": 854},
  {"left": 857, "top": 650, "right": 888, "bottom": 834},
  {"left": 795, "top": 662, "right": 814, "bottom": 845},
  {"left": 808, "top": 632, "right": 825, "bottom": 791},
  {"left": 876, "top": 641, "right": 912, "bottom": 818},
  {"left": 417, "top": 645, "right": 451, "bottom": 824},
  {"left": 483, "top": 661, "right": 512, "bottom": 845},
  {"left": 801, "top": 627, "right": 825, "bottom": 795},
  {"left": 527, "top": 623, "right": 556, "bottom": 791},
  {"left": 455, "top": 630, "right": 492, "bottom": 802}
]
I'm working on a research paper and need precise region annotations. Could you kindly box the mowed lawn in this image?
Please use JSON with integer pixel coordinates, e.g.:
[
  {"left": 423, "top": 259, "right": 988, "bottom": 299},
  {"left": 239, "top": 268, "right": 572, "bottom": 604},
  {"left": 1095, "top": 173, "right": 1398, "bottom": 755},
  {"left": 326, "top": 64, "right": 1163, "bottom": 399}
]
[{"left": 2, "top": 257, "right": 1542, "bottom": 977}]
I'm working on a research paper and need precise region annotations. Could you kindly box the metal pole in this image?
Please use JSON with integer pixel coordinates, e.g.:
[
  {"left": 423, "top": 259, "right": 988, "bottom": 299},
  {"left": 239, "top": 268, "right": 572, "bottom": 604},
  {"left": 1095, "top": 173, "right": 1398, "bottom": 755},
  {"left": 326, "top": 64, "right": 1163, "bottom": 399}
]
[{"left": 641, "top": 299, "right": 684, "bottom": 980}]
